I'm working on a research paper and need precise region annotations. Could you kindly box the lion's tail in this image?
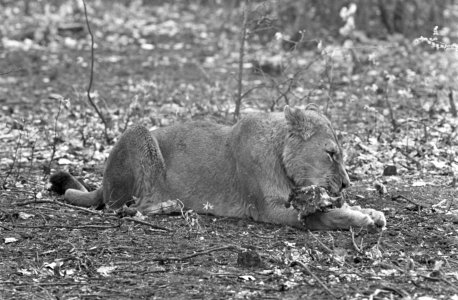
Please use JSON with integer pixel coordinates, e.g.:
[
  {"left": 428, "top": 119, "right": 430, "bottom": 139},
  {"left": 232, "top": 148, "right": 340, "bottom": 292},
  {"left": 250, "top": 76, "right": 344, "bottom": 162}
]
[{"left": 50, "top": 171, "right": 104, "bottom": 208}]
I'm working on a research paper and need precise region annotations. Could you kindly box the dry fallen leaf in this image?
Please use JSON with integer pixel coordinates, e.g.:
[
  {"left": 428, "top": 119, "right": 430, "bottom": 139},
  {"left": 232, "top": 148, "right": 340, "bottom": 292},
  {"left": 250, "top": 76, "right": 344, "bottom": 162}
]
[
  {"left": 18, "top": 212, "right": 34, "bottom": 220},
  {"left": 97, "top": 266, "right": 117, "bottom": 277},
  {"left": 238, "top": 275, "right": 255, "bottom": 281},
  {"left": 4, "top": 237, "right": 18, "bottom": 244}
]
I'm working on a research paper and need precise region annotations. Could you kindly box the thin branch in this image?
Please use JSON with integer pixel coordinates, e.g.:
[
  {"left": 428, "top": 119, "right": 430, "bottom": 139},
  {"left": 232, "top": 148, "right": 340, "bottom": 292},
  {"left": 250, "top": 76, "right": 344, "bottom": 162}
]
[
  {"left": 292, "top": 260, "right": 338, "bottom": 298},
  {"left": 15, "top": 224, "right": 119, "bottom": 230},
  {"left": 270, "top": 78, "right": 294, "bottom": 111},
  {"left": 307, "top": 230, "right": 333, "bottom": 254},
  {"left": 0, "top": 281, "right": 86, "bottom": 286},
  {"left": 81, "top": 0, "right": 111, "bottom": 144},
  {"left": 15, "top": 199, "right": 172, "bottom": 231},
  {"left": 1, "top": 132, "right": 22, "bottom": 188},
  {"left": 240, "top": 83, "right": 266, "bottom": 101},
  {"left": 449, "top": 88, "right": 457, "bottom": 117},
  {"left": 27, "top": 136, "right": 36, "bottom": 179},
  {"left": 324, "top": 55, "right": 335, "bottom": 116},
  {"left": 428, "top": 92, "right": 440, "bottom": 118},
  {"left": 384, "top": 93, "right": 397, "bottom": 131},
  {"left": 376, "top": 230, "right": 384, "bottom": 248},
  {"left": 122, "top": 217, "right": 172, "bottom": 232},
  {"left": 15, "top": 199, "right": 102, "bottom": 215},
  {"left": 0, "top": 224, "right": 12, "bottom": 231},
  {"left": 234, "top": 0, "right": 250, "bottom": 121},
  {"left": 349, "top": 227, "right": 364, "bottom": 254},
  {"left": 378, "top": 284, "right": 411, "bottom": 298},
  {"left": 266, "top": 56, "right": 322, "bottom": 111},
  {"left": 391, "top": 194, "right": 430, "bottom": 209},
  {"left": 47, "top": 97, "right": 64, "bottom": 175},
  {"left": 0, "top": 67, "right": 24, "bottom": 75},
  {"left": 394, "top": 146, "right": 421, "bottom": 169},
  {"left": 153, "top": 245, "right": 243, "bottom": 262}
]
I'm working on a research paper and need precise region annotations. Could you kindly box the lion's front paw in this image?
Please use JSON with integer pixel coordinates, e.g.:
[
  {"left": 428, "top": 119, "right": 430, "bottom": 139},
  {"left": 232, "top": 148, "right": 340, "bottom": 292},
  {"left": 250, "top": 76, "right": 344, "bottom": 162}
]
[
  {"left": 358, "top": 208, "right": 386, "bottom": 233},
  {"left": 368, "top": 210, "right": 386, "bottom": 229},
  {"left": 350, "top": 212, "right": 375, "bottom": 228},
  {"left": 343, "top": 205, "right": 386, "bottom": 232},
  {"left": 304, "top": 205, "right": 387, "bottom": 232}
]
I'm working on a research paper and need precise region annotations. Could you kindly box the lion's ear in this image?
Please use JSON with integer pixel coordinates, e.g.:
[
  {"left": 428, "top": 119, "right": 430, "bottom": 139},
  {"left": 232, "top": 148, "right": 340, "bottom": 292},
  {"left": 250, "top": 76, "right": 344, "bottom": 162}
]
[
  {"left": 284, "top": 105, "right": 316, "bottom": 138},
  {"left": 284, "top": 105, "right": 306, "bottom": 128}
]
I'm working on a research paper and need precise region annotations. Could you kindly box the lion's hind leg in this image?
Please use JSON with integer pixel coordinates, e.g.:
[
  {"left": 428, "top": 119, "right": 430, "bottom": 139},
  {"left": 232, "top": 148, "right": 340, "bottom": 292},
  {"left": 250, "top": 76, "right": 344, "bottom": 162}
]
[
  {"left": 103, "top": 125, "right": 167, "bottom": 210},
  {"left": 50, "top": 171, "right": 104, "bottom": 208},
  {"left": 50, "top": 171, "right": 88, "bottom": 194}
]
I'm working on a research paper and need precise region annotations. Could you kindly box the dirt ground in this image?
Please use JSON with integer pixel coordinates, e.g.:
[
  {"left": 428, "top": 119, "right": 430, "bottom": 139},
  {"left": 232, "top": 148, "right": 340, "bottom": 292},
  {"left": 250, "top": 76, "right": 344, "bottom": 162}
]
[
  {"left": 1, "top": 1, "right": 457, "bottom": 299},
  {"left": 1, "top": 178, "right": 457, "bottom": 299}
]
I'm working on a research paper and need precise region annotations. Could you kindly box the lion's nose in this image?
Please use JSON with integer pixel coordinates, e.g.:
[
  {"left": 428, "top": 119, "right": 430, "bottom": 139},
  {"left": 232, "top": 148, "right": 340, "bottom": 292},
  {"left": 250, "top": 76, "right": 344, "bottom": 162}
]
[
  {"left": 338, "top": 165, "right": 351, "bottom": 190},
  {"left": 341, "top": 174, "right": 350, "bottom": 190}
]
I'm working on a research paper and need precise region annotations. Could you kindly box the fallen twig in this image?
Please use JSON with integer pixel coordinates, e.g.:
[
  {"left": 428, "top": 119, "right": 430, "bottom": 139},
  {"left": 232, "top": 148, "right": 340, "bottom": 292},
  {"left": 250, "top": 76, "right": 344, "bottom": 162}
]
[
  {"left": 373, "top": 285, "right": 411, "bottom": 299},
  {"left": 15, "top": 199, "right": 172, "bottom": 231},
  {"left": 376, "top": 230, "right": 384, "bottom": 249},
  {"left": 350, "top": 227, "right": 364, "bottom": 254},
  {"left": 376, "top": 262, "right": 404, "bottom": 273},
  {"left": 122, "top": 217, "right": 172, "bottom": 232},
  {"left": 153, "top": 245, "right": 243, "bottom": 262},
  {"left": 0, "top": 224, "right": 12, "bottom": 231},
  {"left": 307, "top": 230, "right": 333, "bottom": 254},
  {"left": 394, "top": 146, "right": 421, "bottom": 169},
  {"left": 15, "top": 224, "right": 119, "bottom": 230},
  {"left": 418, "top": 273, "right": 458, "bottom": 292},
  {"left": 15, "top": 199, "right": 102, "bottom": 215},
  {"left": 392, "top": 194, "right": 430, "bottom": 210},
  {"left": 377, "top": 262, "right": 458, "bottom": 293},
  {"left": 292, "top": 260, "right": 338, "bottom": 299},
  {"left": 0, "top": 281, "right": 87, "bottom": 286}
]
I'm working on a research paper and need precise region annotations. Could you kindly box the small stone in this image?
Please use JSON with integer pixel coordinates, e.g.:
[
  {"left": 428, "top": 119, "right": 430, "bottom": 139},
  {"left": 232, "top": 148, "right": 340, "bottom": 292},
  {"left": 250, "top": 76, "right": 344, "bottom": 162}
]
[
  {"left": 444, "top": 211, "right": 458, "bottom": 224},
  {"left": 117, "top": 206, "right": 138, "bottom": 217},
  {"left": 374, "top": 181, "right": 387, "bottom": 195},
  {"left": 355, "top": 195, "right": 365, "bottom": 200},
  {"left": 383, "top": 165, "right": 397, "bottom": 176},
  {"left": 237, "top": 250, "right": 262, "bottom": 268}
]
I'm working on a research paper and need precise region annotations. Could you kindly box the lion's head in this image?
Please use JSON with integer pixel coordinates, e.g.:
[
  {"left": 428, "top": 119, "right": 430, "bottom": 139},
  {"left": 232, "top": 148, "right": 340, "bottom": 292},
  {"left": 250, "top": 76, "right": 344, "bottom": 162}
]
[{"left": 282, "top": 105, "right": 350, "bottom": 194}]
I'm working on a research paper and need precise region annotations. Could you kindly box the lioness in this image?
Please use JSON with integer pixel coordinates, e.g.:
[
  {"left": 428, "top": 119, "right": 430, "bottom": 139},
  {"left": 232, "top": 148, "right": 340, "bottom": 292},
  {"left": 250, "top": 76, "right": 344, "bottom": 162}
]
[{"left": 51, "top": 105, "right": 386, "bottom": 231}]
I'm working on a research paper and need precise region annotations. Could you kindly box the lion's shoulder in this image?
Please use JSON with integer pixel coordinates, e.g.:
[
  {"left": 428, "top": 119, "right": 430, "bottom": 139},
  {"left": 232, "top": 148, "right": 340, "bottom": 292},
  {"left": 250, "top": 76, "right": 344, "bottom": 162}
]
[{"left": 232, "top": 112, "right": 286, "bottom": 137}]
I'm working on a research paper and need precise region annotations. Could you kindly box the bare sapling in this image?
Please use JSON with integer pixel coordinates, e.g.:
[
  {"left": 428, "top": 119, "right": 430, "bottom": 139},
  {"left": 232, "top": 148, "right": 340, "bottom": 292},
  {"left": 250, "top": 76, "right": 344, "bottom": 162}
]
[
  {"left": 82, "top": 0, "right": 112, "bottom": 143},
  {"left": 234, "top": 0, "right": 250, "bottom": 121}
]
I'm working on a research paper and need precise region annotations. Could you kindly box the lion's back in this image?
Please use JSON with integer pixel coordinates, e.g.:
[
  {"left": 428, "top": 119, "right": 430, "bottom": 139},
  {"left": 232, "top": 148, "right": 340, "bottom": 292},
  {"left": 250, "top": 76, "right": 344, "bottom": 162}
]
[
  {"left": 152, "top": 112, "right": 285, "bottom": 155},
  {"left": 147, "top": 114, "right": 288, "bottom": 217}
]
